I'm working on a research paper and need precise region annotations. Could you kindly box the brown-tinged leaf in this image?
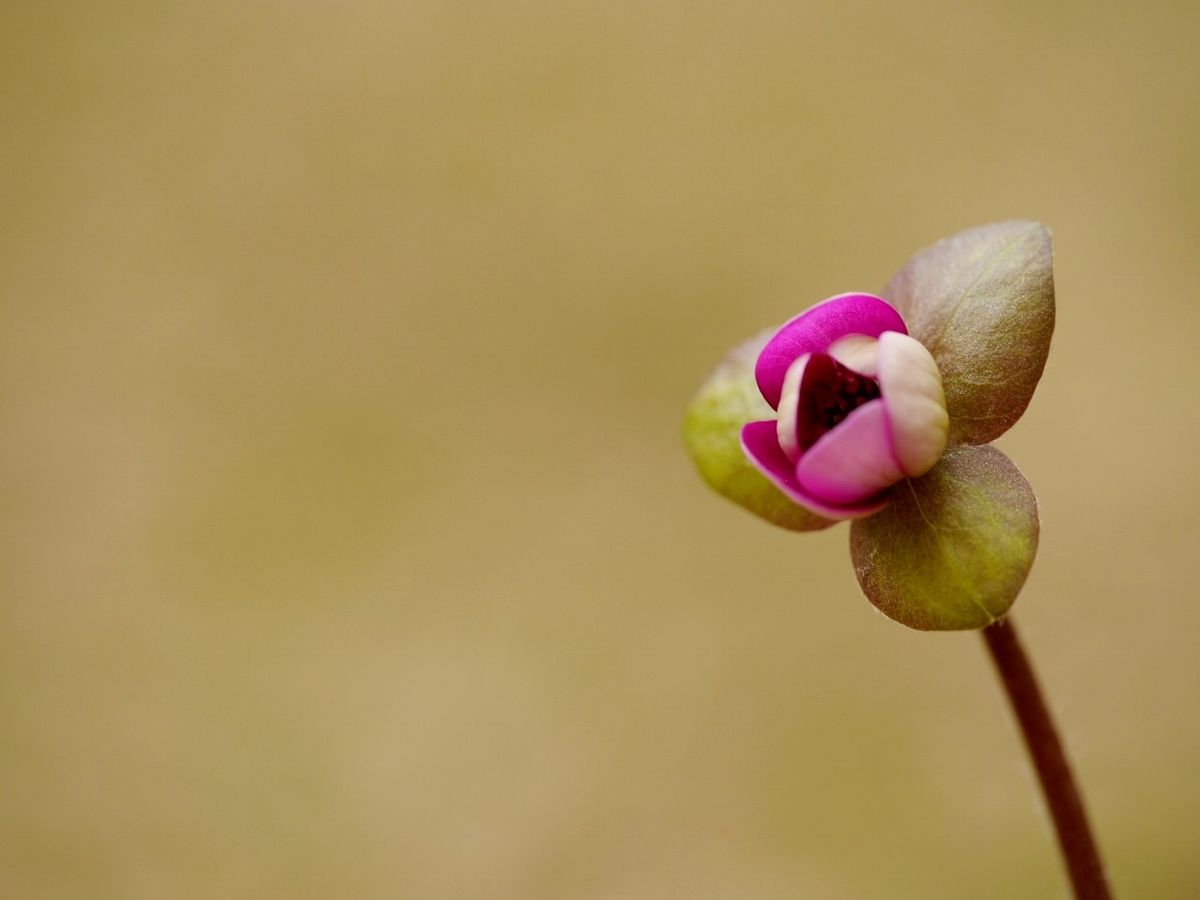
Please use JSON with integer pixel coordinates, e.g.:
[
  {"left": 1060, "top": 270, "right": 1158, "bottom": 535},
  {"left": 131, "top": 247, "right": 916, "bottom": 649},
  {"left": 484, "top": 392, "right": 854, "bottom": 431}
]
[
  {"left": 882, "top": 221, "right": 1055, "bottom": 445},
  {"left": 849, "top": 445, "right": 1039, "bottom": 630}
]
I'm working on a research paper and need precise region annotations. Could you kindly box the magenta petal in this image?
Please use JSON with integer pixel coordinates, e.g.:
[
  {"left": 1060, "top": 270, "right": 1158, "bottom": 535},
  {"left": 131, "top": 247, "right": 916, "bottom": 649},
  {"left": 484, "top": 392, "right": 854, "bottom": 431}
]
[
  {"left": 755, "top": 293, "right": 907, "bottom": 409},
  {"left": 741, "top": 420, "right": 889, "bottom": 521},
  {"left": 794, "top": 399, "right": 904, "bottom": 505}
]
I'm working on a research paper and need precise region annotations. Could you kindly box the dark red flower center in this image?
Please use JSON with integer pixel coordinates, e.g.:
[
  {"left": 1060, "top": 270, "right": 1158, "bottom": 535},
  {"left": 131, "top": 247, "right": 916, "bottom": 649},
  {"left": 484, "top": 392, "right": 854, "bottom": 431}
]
[{"left": 795, "top": 354, "right": 881, "bottom": 452}]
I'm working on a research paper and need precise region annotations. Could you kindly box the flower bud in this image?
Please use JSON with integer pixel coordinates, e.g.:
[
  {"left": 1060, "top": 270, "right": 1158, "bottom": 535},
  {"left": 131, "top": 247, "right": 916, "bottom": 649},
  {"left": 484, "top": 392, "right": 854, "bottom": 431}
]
[
  {"left": 741, "top": 294, "right": 947, "bottom": 520},
  {"left": 683, "top": 221, "right": 1055, "bottom": 630}
]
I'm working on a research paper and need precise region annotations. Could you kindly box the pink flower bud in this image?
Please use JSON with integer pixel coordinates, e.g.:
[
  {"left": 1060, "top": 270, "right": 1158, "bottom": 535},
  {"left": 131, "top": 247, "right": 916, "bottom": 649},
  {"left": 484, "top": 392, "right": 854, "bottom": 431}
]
[{"left": 740, "top": 293, "right": 948, "bottom": 520}]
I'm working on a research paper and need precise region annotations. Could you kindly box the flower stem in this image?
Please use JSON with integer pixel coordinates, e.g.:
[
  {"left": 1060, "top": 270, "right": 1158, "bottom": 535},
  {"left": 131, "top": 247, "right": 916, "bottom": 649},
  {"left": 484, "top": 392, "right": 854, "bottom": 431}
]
[{"left": 981, "top": 618, "right": 1113, "bottom": 900}]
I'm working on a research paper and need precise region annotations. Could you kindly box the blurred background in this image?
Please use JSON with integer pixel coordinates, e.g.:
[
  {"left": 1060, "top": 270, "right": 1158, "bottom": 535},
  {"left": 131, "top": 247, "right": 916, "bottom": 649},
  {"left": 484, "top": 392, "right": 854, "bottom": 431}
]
[{"left": 3, "top": 1, "right": 1198, "bottom": 897}]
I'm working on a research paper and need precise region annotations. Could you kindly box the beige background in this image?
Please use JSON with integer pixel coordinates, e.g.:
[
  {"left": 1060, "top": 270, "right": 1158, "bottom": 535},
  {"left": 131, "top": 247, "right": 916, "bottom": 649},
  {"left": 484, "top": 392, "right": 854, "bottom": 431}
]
[{"left": 3, "top": 2, "right": 1198, "bottom": 897}]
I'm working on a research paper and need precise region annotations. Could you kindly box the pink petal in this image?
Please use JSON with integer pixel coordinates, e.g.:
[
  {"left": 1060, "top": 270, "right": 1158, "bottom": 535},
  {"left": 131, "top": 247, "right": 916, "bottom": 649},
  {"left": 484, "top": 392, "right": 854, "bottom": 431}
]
[
  {"left": 741, "top": 420, "right": 890, "bottom": 520},
  {"left": 755, "top": 293, "right": 907, "bottom": 409},
  {"left": 794, "top": 399, "right": 904, "bottom": 505}
]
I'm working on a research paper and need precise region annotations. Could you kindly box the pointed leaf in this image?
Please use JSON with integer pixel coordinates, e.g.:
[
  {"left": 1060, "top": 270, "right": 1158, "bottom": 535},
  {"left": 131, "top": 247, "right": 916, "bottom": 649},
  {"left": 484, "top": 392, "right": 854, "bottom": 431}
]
[
  {"left": 849, "top": 445, "right": 1039, "bottom": 631},
  {"left": 882, "top": 221, "right": 1055, "bottom": 445},
  {"left": 683, "top": 334, "right": 834, "bottom": 532}
]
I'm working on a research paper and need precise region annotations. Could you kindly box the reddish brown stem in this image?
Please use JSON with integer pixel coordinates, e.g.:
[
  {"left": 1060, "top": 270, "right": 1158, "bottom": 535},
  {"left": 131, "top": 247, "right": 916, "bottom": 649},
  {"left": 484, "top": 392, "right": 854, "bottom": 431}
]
[{"left": 982, "top": 618, "right": 1113, "bottom": 900}]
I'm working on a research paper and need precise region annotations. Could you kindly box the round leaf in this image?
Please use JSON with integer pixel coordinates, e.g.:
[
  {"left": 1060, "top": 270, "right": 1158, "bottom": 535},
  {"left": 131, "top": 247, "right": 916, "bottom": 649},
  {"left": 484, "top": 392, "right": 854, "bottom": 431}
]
[
  {"left": 849, "top": 445, "right": 1039, "bottom": 630},
  {"left": 882, "top": 221, "right": 1055, "bottom": 445},
  {"left": 683, "top": 333, "right": 834, "bottom": 532}
]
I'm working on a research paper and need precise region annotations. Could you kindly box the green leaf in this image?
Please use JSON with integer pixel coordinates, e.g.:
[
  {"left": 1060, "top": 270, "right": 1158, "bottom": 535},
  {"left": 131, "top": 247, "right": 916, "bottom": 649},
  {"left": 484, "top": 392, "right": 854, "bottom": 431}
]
[
  {"left": 849, "top": 445, "right": 1039, "bottom": 630},
  {"left": 882, "top": 221, "right": 1055, "bottom": 445},
  {"left": 683, "top": 333, "right": 834, "bottom": 532}
]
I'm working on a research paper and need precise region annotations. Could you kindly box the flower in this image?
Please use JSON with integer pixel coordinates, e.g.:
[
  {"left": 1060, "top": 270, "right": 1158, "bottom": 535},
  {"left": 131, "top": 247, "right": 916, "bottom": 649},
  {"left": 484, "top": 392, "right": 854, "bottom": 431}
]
[
  {"left": 683, "top": 221, "right": 1056, "bottom": 630},
  {"left": 741, "top": 293, "right": 948, "bottom": 520}
]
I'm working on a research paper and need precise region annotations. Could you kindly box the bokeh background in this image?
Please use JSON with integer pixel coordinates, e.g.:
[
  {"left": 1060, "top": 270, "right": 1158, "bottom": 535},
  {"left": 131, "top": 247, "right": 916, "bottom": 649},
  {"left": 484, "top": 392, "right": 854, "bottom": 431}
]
[{"left": 3, "top": 2, "right": 1198, "bottom": 897}]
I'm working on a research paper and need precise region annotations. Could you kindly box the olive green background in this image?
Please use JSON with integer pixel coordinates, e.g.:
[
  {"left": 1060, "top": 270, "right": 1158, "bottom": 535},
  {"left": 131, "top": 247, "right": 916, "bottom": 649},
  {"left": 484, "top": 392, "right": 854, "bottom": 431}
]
[{"left": 3, "top": 2, "right": 1198, "bottom": 897}]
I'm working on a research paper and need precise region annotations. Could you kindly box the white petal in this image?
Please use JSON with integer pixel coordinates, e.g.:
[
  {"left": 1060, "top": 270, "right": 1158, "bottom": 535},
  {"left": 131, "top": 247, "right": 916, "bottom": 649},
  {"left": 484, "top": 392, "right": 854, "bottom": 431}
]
[
  {"left": 775, "top": 354, "right": 810, "bottom": 463},
  {"left": 827, "top": 334, "right": 881, "bottom": 377},
  {"left": 877, "top": 332, "right": 949, "bottom": 477}
]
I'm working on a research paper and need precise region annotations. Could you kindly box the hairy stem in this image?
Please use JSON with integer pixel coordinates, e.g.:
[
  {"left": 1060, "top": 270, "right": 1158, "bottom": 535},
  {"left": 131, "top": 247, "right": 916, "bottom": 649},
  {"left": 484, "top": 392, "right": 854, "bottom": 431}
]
[{"left": 981, "top": 618, "right": 1113, "bottom": 899}]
